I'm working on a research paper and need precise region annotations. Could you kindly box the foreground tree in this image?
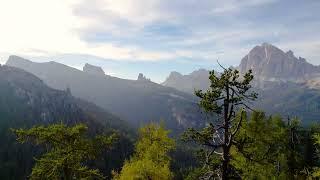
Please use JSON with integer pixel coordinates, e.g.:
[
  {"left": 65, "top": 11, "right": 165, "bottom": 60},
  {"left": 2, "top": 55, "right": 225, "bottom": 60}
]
[
  {"left": 184, "top": 67, "right": 257, "bottom": 179},
  {"left": 312, "top": 133, "right": 320, "bottom": 178},
  {"left": 12, "top": 123, "right": 117, "bottom": 180},
  {"left": 231, "top": 112, "right": 289, "bottom": 178},
  {"left": 114, "top": 123, "right": 175, "bottom": 180}
]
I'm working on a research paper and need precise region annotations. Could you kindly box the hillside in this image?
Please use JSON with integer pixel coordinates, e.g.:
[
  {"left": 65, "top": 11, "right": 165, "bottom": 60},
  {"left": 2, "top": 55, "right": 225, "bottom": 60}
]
[
  {"left": 6, "top": 56, "right": 205, "bottom": 131},
  {"left": 0, "top": 65, "right": 133, "bottom": 179}
]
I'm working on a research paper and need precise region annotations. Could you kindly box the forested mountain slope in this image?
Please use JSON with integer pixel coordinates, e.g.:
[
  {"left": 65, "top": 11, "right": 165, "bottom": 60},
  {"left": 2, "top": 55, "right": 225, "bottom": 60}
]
[
  {"left": 0, "top": 65, "right": 133, "bottom": 179},
  {"left": 6, "top": 56, "right": 204, "bottom": 131}
]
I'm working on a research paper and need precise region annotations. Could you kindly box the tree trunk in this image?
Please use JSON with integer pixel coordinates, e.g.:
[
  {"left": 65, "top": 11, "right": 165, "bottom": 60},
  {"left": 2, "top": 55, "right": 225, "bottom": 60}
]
[
  {"left": 221, "top": 86, "right": 230, "bottom": 180},
  {"left": 221, "top": 147, "right": 230, "bottom": 180},
  {"left": 63, "top": 167, "right": 72, "bottom": 180}
]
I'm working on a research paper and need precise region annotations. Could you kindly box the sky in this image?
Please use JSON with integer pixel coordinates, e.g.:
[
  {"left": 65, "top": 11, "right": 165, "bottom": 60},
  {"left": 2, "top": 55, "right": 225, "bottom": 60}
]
[{"left": 0, "top": 0, "right": 319, "bottom": 82}]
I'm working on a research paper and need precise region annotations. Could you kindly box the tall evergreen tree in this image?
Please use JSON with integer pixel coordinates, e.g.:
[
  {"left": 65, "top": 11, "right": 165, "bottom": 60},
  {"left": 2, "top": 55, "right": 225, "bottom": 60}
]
[{"left": 184, "top": 67, "right": 257, "bottom": 179}]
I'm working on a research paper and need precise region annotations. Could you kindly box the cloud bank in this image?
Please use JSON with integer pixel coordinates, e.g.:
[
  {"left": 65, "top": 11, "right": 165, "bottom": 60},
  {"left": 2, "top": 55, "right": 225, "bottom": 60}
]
[{"left": 0, "top": 0, "right": 319, "bottom": 81}]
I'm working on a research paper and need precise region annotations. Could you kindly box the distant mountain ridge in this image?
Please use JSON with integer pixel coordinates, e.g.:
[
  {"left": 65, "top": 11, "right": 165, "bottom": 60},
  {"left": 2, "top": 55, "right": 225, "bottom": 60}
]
[
  {"left": 161, "top": 43, "right": 320, "bottom": 124},
  {"left": 162, "top": 69, "right": 210, "bottom": 93},
  {"left": 239, "top": 43, "right": 320, "bottom": 82},
  {"left": 0, "top": 65, "right": 132, "bottom": 179},
  {"left": 163, "top": 43, "right": 320, "bottom": 93},
  {"left": 83, "top": 63, "right": 105, "bottom": 76},
  {"left": 6, "top": 56, "right": 204, "bottom": 131}
]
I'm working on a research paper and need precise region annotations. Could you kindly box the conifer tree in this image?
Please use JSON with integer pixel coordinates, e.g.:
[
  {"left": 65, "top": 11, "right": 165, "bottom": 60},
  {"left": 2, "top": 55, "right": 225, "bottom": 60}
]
[
  {"left": 12, "top": 123, "right": 117, "bottom": 180},
  {"left": 184, "top": 66, "right": 257, "bottom": 179},
  {"left": 114, "top": 123, "right": 175, "bottom": 180}
]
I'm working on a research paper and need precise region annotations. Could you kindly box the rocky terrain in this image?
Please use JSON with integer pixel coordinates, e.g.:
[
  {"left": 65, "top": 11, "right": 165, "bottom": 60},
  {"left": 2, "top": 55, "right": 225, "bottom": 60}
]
[{"left": 239, "top": 43, "right": 320, "bottom": 83}]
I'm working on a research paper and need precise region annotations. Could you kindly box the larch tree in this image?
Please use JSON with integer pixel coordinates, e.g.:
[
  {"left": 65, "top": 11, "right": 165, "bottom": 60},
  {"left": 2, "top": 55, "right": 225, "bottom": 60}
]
[
  {"left": 12, "top": 123, "right": 117, "bottom": 180},
  {"left": 114, "top": 123, "right": 175, "bottom": 180}
]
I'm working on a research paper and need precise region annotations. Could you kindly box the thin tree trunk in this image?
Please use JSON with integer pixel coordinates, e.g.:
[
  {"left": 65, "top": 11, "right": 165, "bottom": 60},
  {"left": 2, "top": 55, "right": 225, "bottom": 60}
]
[{"left": 221, "top": 86, "right": 230, "bottom": 180}]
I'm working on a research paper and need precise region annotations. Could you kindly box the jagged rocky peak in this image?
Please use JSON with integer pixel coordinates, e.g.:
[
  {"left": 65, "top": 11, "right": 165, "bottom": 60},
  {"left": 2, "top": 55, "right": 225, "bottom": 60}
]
[
  {"left": 137, "top": 73, "right": 150, "bottom": 81},
  {"left": 6, "top": 55, "right": 32, "bottom": 67},
  {"left": 168, "top": 71, "right": 182, "bottom": 79},
  {"left": 83, "top": 63, "right": 105, "bottom": 76},
  {"left": 239, "top": 42, "right": 320, "bottom": 81}
]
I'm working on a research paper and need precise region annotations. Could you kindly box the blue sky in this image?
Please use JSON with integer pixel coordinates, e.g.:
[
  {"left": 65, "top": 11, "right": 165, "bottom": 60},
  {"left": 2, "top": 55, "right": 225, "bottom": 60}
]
[{"left": 0, "top": 0, "right": 319, "bottom": 82}]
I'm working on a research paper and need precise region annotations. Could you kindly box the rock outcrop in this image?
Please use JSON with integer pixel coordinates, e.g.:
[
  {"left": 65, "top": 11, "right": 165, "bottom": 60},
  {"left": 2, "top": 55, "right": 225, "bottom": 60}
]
[
  {"left": 238, "top": 43, "right": 320, "bottom": 82},
  {"left": 83, "top": 63, "right": 105, "bottom": 76}
]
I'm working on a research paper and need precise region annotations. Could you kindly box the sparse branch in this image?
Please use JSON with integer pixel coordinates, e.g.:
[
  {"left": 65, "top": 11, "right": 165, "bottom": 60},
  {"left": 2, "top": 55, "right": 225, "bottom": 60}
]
[
  {"left": 217, "top": 60, "right": 227, "bottom": 71},
  {"left": 231, "top": 111, "right": 244, "bottom": 138}
]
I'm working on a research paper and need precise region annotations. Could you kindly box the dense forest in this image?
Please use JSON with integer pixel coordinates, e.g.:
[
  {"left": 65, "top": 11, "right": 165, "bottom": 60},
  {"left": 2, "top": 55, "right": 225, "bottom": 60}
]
[{"left": 2, "top": 67, "right": 320, "bottom": 180}]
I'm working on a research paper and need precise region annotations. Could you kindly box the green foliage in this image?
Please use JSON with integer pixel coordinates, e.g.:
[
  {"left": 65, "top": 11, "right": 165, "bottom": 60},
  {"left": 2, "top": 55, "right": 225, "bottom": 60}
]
[
  {"left": 312, "top": 133, "right": 320, "bottom": 177},
  {"left": 231, "top": 112, "right": 288, "bottom": 178},
  {"left": 195, "top": 68, "right": 257, "bottom": 114},
  {"left": 184, "top": 67, "right": 257, "bottom": 179},
  {"left": 232, "top": 111, "right": 319, "bottom": 179},
  {"left": 12, "top": 123, "right": 118, "bottom": 180},
  {"left": 114, "top": 123, "right": 175, "bottom": 180}
]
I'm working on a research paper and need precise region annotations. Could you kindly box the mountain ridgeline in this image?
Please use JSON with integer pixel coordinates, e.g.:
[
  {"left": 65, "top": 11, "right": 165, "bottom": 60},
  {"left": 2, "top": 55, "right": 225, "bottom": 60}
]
[
  {"left": 0, "top": 65, "right": 133, "bottom": 179},
  {"left": 162, "top": 69, "right": 210, "bottom": 94},
  {"left": 6, "top": 56, "right": 204, "bottom": 131},
  {"left": 163, "top": 43, "right": 320, "bottom": 124},
  {"left": 239, "top": 43, "right": 320, "bottom": 83},
  {"left": 1, "top": 42, "right": 320, "bottom": 179}
]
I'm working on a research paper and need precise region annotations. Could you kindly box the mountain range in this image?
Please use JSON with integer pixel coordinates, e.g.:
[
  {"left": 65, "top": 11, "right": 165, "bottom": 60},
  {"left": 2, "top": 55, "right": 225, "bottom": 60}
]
[
  {"left": 162, "top": 43, "right": 320, "bottom": 124},
  {"left": 6, "top": 56, "right": 204, "bottom": 132},
  {"left": 1, "top": 42, "right": 320, "bottom": 178},
  {"left": 3, "top": 43, "right": 320, "bottom": 127},
  {"left": 163, "top": 43, "right": 320, "bottom": 92}
]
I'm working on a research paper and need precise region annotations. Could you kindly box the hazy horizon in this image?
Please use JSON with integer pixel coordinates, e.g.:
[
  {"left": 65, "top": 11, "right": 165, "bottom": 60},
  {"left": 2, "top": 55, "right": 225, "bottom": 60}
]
[{"left": 0, "top": 0, "right": 319, "bottom": 82}]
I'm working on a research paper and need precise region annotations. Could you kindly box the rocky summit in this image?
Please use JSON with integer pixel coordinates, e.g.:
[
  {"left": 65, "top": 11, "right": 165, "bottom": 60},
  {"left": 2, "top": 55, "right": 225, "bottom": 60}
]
[
  {"left": 83, "top": 63, "right": 105, "bottom": 76},
  {"left": 238, "top": 43, "right": 320, "bottom": 82}
]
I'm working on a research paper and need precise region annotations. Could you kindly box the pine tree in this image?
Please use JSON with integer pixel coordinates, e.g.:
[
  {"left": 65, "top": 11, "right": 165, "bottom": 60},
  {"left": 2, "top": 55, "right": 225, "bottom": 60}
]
[{"left": 184, "top": 67, "right": 257, "bottom": 179}]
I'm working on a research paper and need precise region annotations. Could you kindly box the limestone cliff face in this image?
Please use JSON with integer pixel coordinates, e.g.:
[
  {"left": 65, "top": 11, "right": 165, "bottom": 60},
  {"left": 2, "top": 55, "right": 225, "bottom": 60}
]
[
  {"left": 162, "top": 43, "right": 320, "bottom": 92},
  {"left": 83, "top": 63, "right": 105, "bottom": 76},
  {"left": 239, "top": 43, "right": 320, "bottom": 82}
]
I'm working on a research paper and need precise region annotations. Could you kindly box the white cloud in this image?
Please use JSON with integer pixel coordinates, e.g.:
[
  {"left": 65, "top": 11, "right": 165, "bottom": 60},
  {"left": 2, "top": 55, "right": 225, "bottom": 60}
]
[
  {"left": 0, "top": 0, "right": 318, "bottom": 67},
  {"left": 211, "top": 0, "right": 277, "bottom": 14},
  {"left": 0, "top": 0, "right": 175, "bottom": 61}
]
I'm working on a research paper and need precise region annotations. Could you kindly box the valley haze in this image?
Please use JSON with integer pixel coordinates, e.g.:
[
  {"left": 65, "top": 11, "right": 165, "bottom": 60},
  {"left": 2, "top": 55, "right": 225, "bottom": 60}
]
[{"left": 1, "top": 0, "right": 320, "bottom": 179}]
